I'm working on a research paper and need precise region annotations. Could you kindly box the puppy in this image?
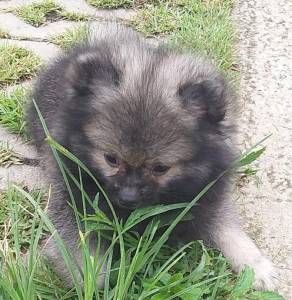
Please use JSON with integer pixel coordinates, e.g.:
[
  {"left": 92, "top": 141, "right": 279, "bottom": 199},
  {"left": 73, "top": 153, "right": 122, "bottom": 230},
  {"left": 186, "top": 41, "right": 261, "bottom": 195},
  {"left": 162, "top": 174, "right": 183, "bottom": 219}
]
[{"left": 27, "top": 23, "right": 277, "bottom": 290}]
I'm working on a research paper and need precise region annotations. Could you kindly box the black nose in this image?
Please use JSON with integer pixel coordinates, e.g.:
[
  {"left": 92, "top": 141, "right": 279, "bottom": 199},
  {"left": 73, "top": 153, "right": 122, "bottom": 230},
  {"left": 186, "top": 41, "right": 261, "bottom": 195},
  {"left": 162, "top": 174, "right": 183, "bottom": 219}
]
[{"left": 118, "top": 187, "right": 139, "bottom": 208}]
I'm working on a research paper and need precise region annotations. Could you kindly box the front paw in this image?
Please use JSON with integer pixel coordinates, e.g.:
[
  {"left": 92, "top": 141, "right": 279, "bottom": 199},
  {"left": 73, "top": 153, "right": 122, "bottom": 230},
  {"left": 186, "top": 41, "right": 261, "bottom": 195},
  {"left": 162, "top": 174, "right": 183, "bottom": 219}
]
[{"left": 251, "top": 257, "right": 279, "bottom": 291}]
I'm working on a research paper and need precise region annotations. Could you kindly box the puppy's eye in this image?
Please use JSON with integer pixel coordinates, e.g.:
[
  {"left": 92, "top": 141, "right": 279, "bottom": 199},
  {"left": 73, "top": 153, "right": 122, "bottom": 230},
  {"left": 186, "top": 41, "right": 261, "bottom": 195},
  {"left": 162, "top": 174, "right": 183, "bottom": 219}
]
[
  {"left": 152, "top": 165, "right": 170, "bottom": 176},
  {"left": 104, "top": 154, "right": 119, "bottom": 167}
]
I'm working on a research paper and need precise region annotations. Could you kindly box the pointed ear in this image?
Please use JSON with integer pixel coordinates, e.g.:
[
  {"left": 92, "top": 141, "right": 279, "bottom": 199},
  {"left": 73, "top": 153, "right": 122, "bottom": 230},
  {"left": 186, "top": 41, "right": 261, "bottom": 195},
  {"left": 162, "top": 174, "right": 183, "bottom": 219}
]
[
  {"left": 178, "top": 79, "right": 227, "bottom": 123},
  {"left": 65, "top": 52, "right": 120, "bottom": 96}
]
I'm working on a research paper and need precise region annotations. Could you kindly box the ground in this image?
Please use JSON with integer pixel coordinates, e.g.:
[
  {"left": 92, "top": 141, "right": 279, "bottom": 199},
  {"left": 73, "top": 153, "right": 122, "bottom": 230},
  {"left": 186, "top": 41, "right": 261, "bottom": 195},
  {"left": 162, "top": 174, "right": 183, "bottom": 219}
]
[
  {"left": 232, "top": 0, "right": 292, "bottom": 297},
  {"left": 0, "top": 0, "right": 291, "bottom": 298}
]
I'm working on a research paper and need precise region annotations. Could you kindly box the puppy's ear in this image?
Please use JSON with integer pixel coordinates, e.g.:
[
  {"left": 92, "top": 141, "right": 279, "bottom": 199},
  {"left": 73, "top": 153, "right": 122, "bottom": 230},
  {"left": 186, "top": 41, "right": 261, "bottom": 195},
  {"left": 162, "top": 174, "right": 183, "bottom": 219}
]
[
  {"left": 65, "top": 52, "right": 120, "bottom": 96},
  {"left": 178, "top": 79, "right": 227, "bottom": 123}
]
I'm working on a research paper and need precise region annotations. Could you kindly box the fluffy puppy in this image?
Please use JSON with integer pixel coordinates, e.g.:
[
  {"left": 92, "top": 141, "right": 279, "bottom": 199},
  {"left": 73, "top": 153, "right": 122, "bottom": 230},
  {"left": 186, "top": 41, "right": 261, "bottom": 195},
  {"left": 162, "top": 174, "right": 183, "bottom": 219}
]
[{"left": 27, "top": 23, "right": 277, "bottom": 290}]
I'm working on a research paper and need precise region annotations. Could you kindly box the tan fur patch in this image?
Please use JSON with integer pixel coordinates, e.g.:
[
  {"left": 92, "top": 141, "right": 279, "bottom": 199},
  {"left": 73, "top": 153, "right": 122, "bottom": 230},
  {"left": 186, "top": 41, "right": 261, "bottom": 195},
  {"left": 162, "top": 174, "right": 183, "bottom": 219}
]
[
  {"left": 94, "top": 152, "right": 119, "bottom": 177},
  {"left": 155, "top": 165, "right": 182, "bottom": 187}
]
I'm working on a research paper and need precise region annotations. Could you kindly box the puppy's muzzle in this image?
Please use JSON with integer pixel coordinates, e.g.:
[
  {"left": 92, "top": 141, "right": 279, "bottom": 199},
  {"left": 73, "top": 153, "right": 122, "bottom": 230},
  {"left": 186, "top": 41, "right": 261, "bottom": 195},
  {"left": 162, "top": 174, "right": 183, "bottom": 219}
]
[{"left": 118, "top": 187, "right": 140, "bottom": 209}]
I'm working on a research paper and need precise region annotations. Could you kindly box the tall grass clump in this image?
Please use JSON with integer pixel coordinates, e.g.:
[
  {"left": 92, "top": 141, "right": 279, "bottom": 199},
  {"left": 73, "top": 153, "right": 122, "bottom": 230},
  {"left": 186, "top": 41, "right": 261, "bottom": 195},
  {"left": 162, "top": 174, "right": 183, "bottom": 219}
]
[{"left": 0, "top": 103, "right": 283, "bottom": 299}]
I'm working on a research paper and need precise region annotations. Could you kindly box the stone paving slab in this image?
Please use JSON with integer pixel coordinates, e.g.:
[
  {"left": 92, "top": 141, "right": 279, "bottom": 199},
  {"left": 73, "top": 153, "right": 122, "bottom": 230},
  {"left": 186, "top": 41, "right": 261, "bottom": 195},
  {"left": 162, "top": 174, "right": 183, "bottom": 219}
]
[
  {"left": 0, "top": 127, "right": 37, "bottom": 158},
  {"left": 0, "top": 0, "right": 137, "bottom": 20},
  {"left": 0, "top": 162, "right": 45, "bottom": 190},
  {"left": 0, "top": 13, "right": 83, "bottom": 39},
  {"left": 55, "top": 0, "right": 101, "bottom": 14},
  {"left": 56, "top": 0, "right": 137, "bottom": 20},
  {"left": 0, "top": 0, "right": 37, "bottom": 10},
  {"left": 0, "top": 0, "right": 96, "bottom": 14},
  {"left": 0, "top": 38, "right": 60, "bottom": 61},
  {"left": 0, "top": 126, "right": 45, "bottom": 190}
]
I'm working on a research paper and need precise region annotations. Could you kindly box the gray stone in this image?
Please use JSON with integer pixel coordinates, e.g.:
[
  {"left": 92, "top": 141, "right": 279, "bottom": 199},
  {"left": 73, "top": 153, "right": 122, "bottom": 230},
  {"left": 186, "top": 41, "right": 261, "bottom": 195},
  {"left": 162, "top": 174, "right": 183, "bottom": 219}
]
[
  {"left": 0, "top": 0, "right": 137, "bottom": 21},
  {"left": 0, "top": 0, "right": 37, "bottom": 10},
  {"left": 0, "top": 163, "right": 45, "bottom": 190},
  {"left": 55, "top": 0, "right": 98, "bottom": 15},
  {"left": 0, "top": 13, "right": 43, "bottom": 38},
  {"left": 233, "top": 0, "right": 292, "bottom": 297},
  {"left": 56, "top": 0, "right": 137, "bottom": 20},
  {"left": 0, "top": 127, "right": 37, "bottom": 159},
  {"left": 93, "top": 8, "right": 137, "bottom": 20},
  {"left": 0, "top": 126, "right": 45, "bottom": 190}
]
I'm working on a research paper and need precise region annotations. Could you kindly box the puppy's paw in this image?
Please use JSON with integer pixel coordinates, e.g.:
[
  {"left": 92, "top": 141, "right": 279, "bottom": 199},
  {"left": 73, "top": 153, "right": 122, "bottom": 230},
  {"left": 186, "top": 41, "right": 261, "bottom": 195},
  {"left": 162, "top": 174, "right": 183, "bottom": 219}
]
[
  {"left": 213, "top": 225, "right": 279, "bottom": 291},
  {"left": 251, "top": 257, "right": 279, "bottom": 291}
]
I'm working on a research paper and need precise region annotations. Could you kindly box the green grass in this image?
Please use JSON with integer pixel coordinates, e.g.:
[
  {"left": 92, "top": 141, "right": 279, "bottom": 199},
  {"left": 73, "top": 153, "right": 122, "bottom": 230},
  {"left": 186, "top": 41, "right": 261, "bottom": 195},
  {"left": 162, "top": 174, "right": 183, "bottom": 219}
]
[
  {"left": 130, "top": 0, "right": 235, "bottom": 71},
  {"left": 50, "top": 25, "right": 88, "bottom": 50},
  {"left": 61, "top": 12, "right": 91, "bottom": 22},
  {"left": 14, "top": 0, "right": 90, "bottom": 27},
  {"left": 130, "top": 2, "right": 183, "bottom": 35},
  {"left": 0, "top": 143, "right": 23, "bottom": 167},
  {"left": 0, "top": 131, "right": 283, "bottom": 299},
  {"left": 0, "top": 187, "right": 66, "bottom": 299},
  {"left": 87, "top": 0, "right": 134, "bottom": 9},
  {"left": 0, "top": 87, "right": 30, "bottom": 135},
  {"left": 15, "top": 0, "right": 63, "bottom": 27},
  {"left": 87, "top": 0, "right": 159, "bottom": 9},
  {"left": 87, "top": 0, "right": 235, "bottom": 76},
  {"left": 87, "top": 0, "right": 236, "bottom": 72},
  {"left": 0, "top": 45, "right": 41, "bottom": 88},
  {"left": 0, "top": 187, "right": 46, "bottom": 248}
]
